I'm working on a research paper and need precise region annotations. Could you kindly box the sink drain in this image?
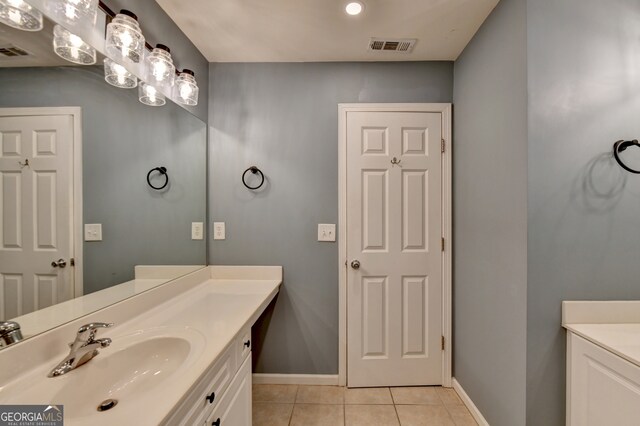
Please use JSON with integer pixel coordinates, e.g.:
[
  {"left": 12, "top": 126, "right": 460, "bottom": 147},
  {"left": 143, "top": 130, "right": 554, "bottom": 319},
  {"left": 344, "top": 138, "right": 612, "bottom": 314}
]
[{"left": 97, "top": 399, "right": 118, "bottom": 412}]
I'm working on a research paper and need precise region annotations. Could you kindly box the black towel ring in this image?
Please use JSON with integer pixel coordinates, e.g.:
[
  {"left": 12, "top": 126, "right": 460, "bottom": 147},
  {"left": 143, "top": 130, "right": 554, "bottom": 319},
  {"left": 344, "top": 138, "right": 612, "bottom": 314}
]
[
  {"left": 147, "top": 166, "right": 169, "bottom": 190},
  {"left": 613, "top": 140, "right": 640, "bottom": 174},
  {"left": 242, "top": 166, "right": 265, "bottom": 190}
]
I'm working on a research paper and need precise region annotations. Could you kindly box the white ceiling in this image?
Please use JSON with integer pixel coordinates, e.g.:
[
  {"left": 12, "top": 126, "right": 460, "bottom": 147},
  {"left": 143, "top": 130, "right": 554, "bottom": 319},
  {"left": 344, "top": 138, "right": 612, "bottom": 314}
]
[{"left": 155, "top": 0, "right": 499, "bottom": 62}]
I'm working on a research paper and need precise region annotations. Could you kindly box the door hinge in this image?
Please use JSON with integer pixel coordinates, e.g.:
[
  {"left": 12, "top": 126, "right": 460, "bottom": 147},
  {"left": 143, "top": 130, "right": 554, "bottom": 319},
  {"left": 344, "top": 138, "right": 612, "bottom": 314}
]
[
  {"left": 441, "top": 336, "right": 445, "bottom": 351},
  {"left": 441, "top": 237, "right": 445, "bottom": 251},
  {"left": 70, "top": 258, "right": 75, "bottom": 266},
  {"left": 441, "top": 139, "right": 445, "bottom": 153}
]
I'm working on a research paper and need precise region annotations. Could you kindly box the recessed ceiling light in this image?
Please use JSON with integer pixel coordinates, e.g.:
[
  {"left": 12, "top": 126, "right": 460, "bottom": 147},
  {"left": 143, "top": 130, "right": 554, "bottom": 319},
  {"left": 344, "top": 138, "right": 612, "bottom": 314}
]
[{"left": 345, "top": 1, "right": 364, "bottom": 16}]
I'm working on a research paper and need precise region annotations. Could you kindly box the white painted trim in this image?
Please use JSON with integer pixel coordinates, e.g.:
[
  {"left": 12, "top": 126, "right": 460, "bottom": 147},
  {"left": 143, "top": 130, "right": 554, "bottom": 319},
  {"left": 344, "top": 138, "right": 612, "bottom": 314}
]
[
  {"left": 441, "top": 103, "right": 453, "bottom": 387},
  {"left": 252, "top": 374, "right": 340, "bottom": 386},
  {"left": 0, "top": 107, "right": 83, "bottom": 298},
  {"left": 452, "top": 378, "right": 490, "bottom": 426},
  {"left": 337, "top": 103, "right": 453, "bottom": 387}
]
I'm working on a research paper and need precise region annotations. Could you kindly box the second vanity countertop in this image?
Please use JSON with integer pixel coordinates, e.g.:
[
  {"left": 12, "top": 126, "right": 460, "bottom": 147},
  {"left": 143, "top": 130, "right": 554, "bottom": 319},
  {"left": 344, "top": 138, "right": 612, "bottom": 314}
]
[
  {"left": 563, "top": 301, "right": 640, "bottom": 369},
  {"left": 0, "top": 266, "right": 282, "bottom": 425}
]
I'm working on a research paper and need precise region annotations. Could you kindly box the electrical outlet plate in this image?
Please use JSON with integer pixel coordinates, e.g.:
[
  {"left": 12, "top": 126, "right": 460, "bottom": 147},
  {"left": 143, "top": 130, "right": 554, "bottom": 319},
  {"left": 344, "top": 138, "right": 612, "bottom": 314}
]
[
  {"left": 213, "top": 222, "right": 225, "bottom": 240},
  {"left": 318, "top": 224, "right": 336, "bottom": 242},
  {"left": 84, "top": 223, "right": 102, "bottom": 241},
  {"left": 191, "top": 222, "right": 204, "bottom": 240}
]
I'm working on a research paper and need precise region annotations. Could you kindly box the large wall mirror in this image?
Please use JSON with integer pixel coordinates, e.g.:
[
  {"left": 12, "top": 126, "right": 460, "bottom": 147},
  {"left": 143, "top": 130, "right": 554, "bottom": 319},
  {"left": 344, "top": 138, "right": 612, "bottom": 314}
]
[{"left": 0, "top": 6, "right": 206, "bottom": 345}]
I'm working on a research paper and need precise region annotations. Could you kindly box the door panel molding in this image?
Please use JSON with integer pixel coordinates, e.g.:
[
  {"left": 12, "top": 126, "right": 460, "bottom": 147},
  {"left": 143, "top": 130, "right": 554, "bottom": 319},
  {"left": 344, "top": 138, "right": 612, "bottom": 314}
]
[{"left": 338, "top": 103, "right": 452, "bottom": 387}]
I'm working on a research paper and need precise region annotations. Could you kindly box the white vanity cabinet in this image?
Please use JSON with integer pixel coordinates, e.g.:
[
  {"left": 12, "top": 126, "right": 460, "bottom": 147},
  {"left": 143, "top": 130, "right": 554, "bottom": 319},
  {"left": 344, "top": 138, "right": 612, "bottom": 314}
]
[
  {"left": 162, "top": 329, "right": 254, "bottom": 426},
  {"left": 205, "top": 356, "right": 252, "bottom": 426},
  {"left": 567, "top": 332, "right": 640, "bottom": 425}
]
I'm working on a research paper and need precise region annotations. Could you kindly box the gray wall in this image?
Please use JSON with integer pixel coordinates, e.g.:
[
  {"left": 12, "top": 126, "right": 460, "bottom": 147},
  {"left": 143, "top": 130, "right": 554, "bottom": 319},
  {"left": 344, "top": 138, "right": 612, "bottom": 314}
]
[
  {"left": 526, "top": 0, "right": 640, "bottom": 424},
  {"left": 452, "top": 0, "right": 528, "bottom": 424},
  {"left": 0, "top": 66, "right": 207, "bottom": 294},
  {"left": 208, "top": 62, "right": 453, "bottom": 374},
  {"left": 108, "top": 0, "right": 209, "bottom": 121}
]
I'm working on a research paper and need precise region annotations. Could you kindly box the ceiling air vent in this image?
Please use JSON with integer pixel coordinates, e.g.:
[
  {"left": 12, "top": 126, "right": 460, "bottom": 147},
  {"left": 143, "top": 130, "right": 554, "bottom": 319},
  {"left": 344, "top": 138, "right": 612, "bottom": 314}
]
[
  {"left": 0, "top": 44, "right": 30, "bottom": 57},
  {"left": 368, "top": 38, "right": 417, "bottom": 53}
]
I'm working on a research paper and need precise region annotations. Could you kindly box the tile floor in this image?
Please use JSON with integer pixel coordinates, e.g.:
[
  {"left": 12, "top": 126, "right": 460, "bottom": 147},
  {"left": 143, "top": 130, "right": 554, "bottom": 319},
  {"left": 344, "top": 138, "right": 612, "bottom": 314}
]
[{"left": 252, "top": 385, "right": 477, "bottom": 426}]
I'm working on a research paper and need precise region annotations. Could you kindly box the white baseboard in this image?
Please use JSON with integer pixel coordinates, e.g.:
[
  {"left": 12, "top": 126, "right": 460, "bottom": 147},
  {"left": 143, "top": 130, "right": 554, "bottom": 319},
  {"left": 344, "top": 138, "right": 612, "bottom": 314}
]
[
  {"left": 452, "top": 378, "right": 490, "bottom": 426},
  {"left": 252, "top": 373, "right": 340, "bottom": 386}
]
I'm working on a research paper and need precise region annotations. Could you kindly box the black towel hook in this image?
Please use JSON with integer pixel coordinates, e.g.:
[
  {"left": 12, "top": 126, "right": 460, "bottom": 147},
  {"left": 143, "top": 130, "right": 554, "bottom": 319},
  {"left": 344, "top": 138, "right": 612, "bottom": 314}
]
[
  {"left": 613, "top": 140, "right": 640, "bottom": 174},
  {"left": 147, "top": 166, "right": 169, "bottom": 190},
  {"left": 242, "top": 166, "right": 265, "bottom": 190}
]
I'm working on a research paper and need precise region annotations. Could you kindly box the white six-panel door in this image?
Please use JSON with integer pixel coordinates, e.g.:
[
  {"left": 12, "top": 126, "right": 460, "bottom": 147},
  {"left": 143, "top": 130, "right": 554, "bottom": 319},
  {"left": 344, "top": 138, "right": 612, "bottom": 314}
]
[
  {"left": 0, "top": 112, "right": 75, "bottom": 319},
  {"left": 346, "top": 111, "right": 443, "bottom": 387}
]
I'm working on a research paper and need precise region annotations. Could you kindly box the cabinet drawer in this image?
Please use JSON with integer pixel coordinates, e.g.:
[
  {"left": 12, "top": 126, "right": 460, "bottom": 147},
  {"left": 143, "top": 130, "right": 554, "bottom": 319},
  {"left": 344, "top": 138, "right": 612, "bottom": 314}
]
[
  {"left": 162, "top": 344, "right": 237, "bottom": 426},
  {"left": 237, "top": 328, "right": 251, "bottom": 365}
]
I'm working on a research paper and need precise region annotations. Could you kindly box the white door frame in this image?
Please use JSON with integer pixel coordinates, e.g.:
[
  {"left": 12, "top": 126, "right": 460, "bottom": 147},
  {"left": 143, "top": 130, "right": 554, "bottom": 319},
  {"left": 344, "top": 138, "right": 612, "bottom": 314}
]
[
  {"left": 338, "top": 103, "right": 452, "bottom": 387},
  {"left": 0, "top": 107, "right": 83, "bottom": 298}
]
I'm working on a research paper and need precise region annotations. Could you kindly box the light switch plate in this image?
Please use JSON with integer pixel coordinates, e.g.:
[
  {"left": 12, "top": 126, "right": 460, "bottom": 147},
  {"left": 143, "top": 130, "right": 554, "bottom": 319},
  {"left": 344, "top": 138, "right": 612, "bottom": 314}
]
[
  {"left": 318, "top": 224, "right": 336, "bottom": 242},
  {"left": 213, "top": 222, "right": 226, "bottom": 240},
  {"left": 191, "top": 222, "right": 204, "bottom": 240},
  {"left": 84, "top": 224, "right": 102, "bottom": 241}
]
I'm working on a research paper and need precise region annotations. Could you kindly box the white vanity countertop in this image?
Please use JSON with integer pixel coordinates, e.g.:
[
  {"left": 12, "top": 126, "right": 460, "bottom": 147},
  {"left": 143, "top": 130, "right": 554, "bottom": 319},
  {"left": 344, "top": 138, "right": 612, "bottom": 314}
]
[
  {"left": 0, "top": 266, "right": 282, "bottom": 426},
  {"left": 563, "top": 301, "right": 640, "bottom": 368},
  {"left": 12, "top": 265, "right": 203, "bottom": 339}
]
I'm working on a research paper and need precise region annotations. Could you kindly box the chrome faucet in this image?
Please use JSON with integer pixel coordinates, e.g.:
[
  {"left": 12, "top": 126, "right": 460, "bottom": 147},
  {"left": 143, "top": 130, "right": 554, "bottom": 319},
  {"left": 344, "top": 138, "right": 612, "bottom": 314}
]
[
  {"left": 48, "top": 322, "right": 113, "bottom": 377},
  {"left": 0, "top": 321, "right": 23, "bottom": 347}
]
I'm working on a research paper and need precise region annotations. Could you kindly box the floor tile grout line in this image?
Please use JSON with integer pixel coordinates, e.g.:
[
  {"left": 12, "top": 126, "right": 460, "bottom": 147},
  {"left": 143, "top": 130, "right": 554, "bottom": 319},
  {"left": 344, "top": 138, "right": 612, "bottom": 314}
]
[{"left": 288, "top": 384, "right": 299, "bottom": 426}]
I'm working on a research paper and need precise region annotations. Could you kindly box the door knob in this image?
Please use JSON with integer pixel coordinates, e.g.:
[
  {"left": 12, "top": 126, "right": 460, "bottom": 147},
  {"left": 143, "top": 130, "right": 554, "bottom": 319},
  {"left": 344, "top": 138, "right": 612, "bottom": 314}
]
[
  {"left": 350, "top": 260, "right": 361, "bottom": 270},
  {"left": 51, "top": 259, "right": 67, "bottom": 268}
]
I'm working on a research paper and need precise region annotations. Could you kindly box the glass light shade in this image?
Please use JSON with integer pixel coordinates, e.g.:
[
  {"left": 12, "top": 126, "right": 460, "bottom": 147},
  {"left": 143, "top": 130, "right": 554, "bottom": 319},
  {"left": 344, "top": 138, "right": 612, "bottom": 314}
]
[
  {"left": 53, "top": 25, "right": 96, "bottom": 65},
  {"left": 104, "top": 58, "right": 136, "bottom": 89},
  {"left": 138, "top": 82, "right": 165, "bottom": 106},
  {"left": 174, "top": 69, "right": 198, "bottom": 106},
  {"left": 46, "top": 0, "right": 98, "bottom": 27},
  {"left": 0, "top": 0, "right": 43, "bottom": 31},
  {"left": 146, "top": 44, "right": 175, "bottom": 91},
  {"left": 105, "top": 10, "right": 145, "bottom": 64}
]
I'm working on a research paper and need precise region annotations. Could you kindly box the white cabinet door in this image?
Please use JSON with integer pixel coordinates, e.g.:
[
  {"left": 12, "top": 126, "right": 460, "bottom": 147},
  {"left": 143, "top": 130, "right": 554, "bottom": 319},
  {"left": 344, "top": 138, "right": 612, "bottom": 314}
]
[
  {"left": 346, "top": 111, "right": 443, "bottom": 387},
  {"left": 568, "top": 333, "right": 640, "bottom": 426},
  {"left": 206, "top": 354, "right": 252, "bottom": 426}
]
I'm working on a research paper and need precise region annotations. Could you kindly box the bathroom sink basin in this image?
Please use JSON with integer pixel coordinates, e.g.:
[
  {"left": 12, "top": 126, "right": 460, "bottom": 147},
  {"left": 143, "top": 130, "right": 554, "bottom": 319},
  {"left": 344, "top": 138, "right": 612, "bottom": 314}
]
[{"left": 0, "top": 327, "right": 205, "bottom": 424}]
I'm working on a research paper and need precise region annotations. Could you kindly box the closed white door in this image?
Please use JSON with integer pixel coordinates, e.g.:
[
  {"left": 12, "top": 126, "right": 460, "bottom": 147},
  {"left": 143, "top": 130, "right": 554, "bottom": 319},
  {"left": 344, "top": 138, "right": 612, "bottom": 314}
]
[
  {"left": 0, "top": 112, "right": 75, "bottom": 319},
  {"left": 346, "top": 111, "right": 443, "bottom": 387}
]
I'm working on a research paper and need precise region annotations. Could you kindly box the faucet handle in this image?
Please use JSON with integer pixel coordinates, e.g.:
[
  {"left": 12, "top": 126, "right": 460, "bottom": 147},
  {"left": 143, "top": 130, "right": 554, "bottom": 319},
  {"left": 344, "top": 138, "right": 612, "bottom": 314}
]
[{"left": 76, "top": 322, "right": 113, "bottom": 342}]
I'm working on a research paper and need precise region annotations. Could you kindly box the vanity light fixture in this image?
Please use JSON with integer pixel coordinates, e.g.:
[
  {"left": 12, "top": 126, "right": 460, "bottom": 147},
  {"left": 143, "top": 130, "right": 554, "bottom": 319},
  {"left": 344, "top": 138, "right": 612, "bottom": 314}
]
[
  {"left": 104, "top": 58, "right": 137, "bottom": 88},
  {"left": 345, "top": 1, "right": 364, "bottom": 16},
  {"left": 105, "top": 9, "right": 145, "bottom": 64},
  {"left": 0, "top": 0, "right": 43, "bottom": 31},
  {"left": 53, "top": 24, "right": 96, "bottom": 65},
  {"left": 146, "top": 44, "right": 175, "bottom": 91},
  {"left": 46, "top": 0, "right": 98, "bottom": 27},
  {"left": 138, "top": 82, "right": 165, "bottom": 106},
  {"left": 174, "top": 69, "right": 198, "bottom": 106}
]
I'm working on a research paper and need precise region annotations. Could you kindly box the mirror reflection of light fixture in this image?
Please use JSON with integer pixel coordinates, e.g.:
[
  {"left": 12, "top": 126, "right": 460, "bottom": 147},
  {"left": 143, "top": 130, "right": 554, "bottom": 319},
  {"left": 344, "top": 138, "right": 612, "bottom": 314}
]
[
  {"left": 0, "top": 0, "right": 43, "bottom": 31},
  {"left": 146, "top": 44, "right": 175, "bottom": 91},
  {"left": 105, "top": 9, "right": 145, "bottom": 64},
  {"left": 104, "top": 58, "right": 137, "bottom": 88},
  {"left": 46, "top": 0, "right": 97, "bottom": 27},
  {"left": 174, "top": 69, "right": 198, "bottom": 106},
  {"left": 53, "top": 24, "right": 96, "bottom": 65},
  {"left": 138, "top": 82, "right": 165, "bottom": 107}
]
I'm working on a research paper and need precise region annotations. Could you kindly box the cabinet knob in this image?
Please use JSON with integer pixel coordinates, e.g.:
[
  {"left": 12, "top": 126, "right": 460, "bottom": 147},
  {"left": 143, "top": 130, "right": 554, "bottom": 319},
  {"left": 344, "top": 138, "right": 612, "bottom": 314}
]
[
  {"left": 243, "top": 340, "right": 251, "bottom": 348},
  {"left": 211, "top": 418, "right": 221, "bottom": 426},
  {"left": 206, "top": 391, "right": 215, "bottom": 404}
]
